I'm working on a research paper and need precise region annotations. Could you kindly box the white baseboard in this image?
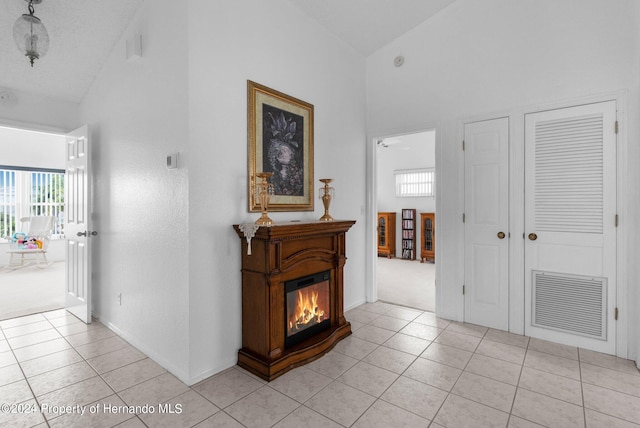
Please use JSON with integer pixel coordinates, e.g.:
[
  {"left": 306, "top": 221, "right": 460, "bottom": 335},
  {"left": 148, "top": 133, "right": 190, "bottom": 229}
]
[
  {"left": 92, "top": 312, "right": 236, "bottom": 386},
  {"left": 188, "top": 358, "right": 237, "bottom": 386},
  {"left": 345, "top": 298, "right": 366, "bottom": 312},
  {"left": 95, "top": 315, "right": 191, "bottom": 385}
]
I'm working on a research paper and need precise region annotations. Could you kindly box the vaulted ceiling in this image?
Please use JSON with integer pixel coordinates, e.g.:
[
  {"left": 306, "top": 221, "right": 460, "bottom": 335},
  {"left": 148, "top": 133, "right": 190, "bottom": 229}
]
[
  {"left": 0, "top": 1, "right": 456, "bottom": 105},
  {"left": 286, "top": 0, "right": 456, "bottom": 56}
]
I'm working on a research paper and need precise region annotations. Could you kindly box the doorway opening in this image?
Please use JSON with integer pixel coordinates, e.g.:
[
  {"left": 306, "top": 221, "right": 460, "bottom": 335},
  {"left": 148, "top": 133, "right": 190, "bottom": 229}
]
[
  {"left": 375, "top": 129, "right": 436, "bottom": 312},
  {"left": 0, "top": 125, "right": 66, "bottom": 320}
]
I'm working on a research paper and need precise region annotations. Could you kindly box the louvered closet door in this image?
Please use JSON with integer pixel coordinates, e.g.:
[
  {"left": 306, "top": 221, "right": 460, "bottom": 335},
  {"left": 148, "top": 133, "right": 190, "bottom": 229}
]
[{"left": 524, "top": 101, "right": 616, "bottom": 354}]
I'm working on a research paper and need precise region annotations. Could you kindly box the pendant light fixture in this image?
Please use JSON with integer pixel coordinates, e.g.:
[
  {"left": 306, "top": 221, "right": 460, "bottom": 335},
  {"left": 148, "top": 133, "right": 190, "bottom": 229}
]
[{"left": 13, "top": 0, "right": 49, "bottom": 67}]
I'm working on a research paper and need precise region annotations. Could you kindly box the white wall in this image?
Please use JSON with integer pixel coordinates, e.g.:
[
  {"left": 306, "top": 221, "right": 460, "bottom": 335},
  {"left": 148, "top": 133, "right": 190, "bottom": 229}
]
[
  {"left": 79, "top": 0, "right": 191, "bottom": 381},
  {"left": 76, "top": 0, "right": 366, "bottom": 384},
  {"left": 0, "top": 127, "right": 66, "bottom": 170},
  {"left": 187, "top": 0, "right": 367, "bottom": 383},
  {"left": 377, "top": 131, "right": 435, "bottom": 253},
  {"left": 0, "top": 90, "right": 78, "bottom": 132},
  {"left": 635, "top": 3, "right": 640, "bottom": 369},
  {"left": 367, "top": 0, "right": 640, "bottom": 361}
]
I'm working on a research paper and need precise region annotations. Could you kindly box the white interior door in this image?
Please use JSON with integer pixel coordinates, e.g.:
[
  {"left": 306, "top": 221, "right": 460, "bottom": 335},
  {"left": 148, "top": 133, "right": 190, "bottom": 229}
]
[
  {"left": 524, "top": 101, "right": 616, "bottom": 354},
  {"left": 65, "top": 125, "right": 92, "bottom": 323},
  {"left": 464, "top": 118, "right": 510, "bottom": 330}
]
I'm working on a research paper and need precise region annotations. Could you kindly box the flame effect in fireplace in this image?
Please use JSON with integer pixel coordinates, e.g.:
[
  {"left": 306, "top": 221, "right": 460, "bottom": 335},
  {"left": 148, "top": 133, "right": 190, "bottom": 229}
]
[{"left": 288, "top": 286, "right": 328, "bottom": 335}]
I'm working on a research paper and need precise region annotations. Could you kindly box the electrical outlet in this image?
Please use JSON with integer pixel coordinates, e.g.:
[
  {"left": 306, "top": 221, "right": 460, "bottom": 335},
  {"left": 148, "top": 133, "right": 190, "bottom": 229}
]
[{"left": 117, "top": 293, "right": 122, "bottom": 306}]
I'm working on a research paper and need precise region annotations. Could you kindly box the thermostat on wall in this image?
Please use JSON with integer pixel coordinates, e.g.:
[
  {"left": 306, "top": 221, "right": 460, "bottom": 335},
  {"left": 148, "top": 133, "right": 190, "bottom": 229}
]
[{"left": 167, "top": 153, "right": 178, "bottom": 169}]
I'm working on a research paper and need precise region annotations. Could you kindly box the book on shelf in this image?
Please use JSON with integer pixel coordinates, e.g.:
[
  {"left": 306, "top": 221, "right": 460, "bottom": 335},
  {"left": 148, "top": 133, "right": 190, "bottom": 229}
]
[{"left": 402, "top": 249, "right": 414, "bottom": 259}]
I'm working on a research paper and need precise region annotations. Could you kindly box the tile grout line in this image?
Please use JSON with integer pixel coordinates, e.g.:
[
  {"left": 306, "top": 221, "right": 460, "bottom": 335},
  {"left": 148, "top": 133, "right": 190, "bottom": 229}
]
[
  {"left": 358, "top": 307, "right": 447, "bottom": 426},
  {"left": 346, "top": 305, "right": 429, "bottom": 427},
  {"left": 350, "top": 310, "right": 594, "bottom": 427},
  {"left": 26, "top": 315, "right": 95, "bottom": 427},
  {"left": 428, "top": 324, "right": 489, "bottom": 427},
  {"left": 6, "top": 314, "right": 130, "bottom": 426},
  {"left": 506, "top": 341, "right": 530, "bottom": 428},
  {"left": 52, "top": 318, "right": 174, "bottom": 427},
  {"left": 578, "top": 348, "right": 587, "bottom": 428},
  {"left": 1, "top": 317, "right": 53, "bottom": 428}
]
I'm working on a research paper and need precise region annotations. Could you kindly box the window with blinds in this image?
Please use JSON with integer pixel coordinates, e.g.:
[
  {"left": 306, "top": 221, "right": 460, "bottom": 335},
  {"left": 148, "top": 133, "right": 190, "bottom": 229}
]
[{"left": 395, "top": 169, "right": 435, "bottom": 197}]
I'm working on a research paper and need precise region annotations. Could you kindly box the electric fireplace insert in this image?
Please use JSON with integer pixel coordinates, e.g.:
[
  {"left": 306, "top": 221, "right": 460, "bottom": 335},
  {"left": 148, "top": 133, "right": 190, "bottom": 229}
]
[{"left": 285, "top": 270, "right": 331, "bottom": 348}]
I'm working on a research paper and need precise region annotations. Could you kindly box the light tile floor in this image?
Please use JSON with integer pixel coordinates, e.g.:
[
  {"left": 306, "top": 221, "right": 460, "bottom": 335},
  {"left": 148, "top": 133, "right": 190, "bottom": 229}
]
[{"left": 1, "top": 303, "right": 639, "bottom": 427}]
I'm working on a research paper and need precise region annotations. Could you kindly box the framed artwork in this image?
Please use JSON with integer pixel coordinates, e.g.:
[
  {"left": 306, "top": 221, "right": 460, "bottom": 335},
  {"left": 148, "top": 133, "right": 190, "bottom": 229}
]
[{"left": 248, "top": 80, "right": 314, "bottom": 212}]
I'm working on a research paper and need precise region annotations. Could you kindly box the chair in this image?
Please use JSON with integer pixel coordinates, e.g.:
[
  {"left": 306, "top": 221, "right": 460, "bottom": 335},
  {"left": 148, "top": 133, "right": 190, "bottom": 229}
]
[{"left": 5, "top": 216, "right": 56, "bottom": 269}]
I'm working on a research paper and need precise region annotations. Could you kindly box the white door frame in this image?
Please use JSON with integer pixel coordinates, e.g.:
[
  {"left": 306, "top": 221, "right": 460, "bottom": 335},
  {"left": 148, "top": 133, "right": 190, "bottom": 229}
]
[
  {"left": 0, "top": 120, "right": 95, "bottom": 324},
  {"left": 365, "top": 123, "right": 442, "bottom": 312}
]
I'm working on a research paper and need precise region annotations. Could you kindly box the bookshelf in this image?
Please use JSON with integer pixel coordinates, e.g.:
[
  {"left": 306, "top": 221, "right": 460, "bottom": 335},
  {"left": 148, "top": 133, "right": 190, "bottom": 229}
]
[{"left": 401, "top": 209, "right": 416, "bottom": 260}]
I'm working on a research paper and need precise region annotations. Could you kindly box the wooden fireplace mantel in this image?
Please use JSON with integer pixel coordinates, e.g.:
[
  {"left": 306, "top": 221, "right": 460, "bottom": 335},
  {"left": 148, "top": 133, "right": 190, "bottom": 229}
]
[{"left": 233, "top": 220, "right": 355, "bottom": 381}]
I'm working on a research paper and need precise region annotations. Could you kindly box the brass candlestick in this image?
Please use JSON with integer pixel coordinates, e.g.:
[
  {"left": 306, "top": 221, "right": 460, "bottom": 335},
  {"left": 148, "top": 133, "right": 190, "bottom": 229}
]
[
  {"left": 254, "top": 172, "right": 275, "bottom": 225},
  {"left": 319, "top": 178, "right": 335, "bottom": 222}
]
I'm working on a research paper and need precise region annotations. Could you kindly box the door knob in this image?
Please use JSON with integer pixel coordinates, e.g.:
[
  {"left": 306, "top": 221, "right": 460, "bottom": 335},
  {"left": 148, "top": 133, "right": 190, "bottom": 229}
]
[
  {"left": 528, "top": 233, "right": 538, "bottom": 241},
  {"left": 497, "top": 231, "right": 505, "bottom": 239},
  {"left": 77, "top": 231, "right": 87, "bottom": 237},
  {"left": 90, "top": 231, "right": 98, "bottom": 236}
]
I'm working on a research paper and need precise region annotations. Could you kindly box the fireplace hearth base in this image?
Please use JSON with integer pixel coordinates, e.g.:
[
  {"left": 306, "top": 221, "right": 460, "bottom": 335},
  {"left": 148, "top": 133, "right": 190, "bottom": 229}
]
[
  {"left": 237, "top": 322, "right": 351, "bottom": 381},
  {"left": 234, "top": 220, "right": 355, "bottom": 381}
]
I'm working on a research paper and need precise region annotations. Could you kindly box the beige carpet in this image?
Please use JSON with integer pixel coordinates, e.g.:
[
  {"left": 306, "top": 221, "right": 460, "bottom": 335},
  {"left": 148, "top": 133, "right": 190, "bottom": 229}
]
[
  {"left": 376, "top": 257, "right": 435, "bottom": 312},
  {"left": 0, "top": 261, "right": 65, "bottom": 320}
]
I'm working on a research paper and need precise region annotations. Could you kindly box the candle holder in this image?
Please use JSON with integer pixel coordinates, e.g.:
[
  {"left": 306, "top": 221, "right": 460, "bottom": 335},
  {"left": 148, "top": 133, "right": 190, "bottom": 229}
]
[
  {"left": 254, "top": 172, "right": 275, "bottom": 225},
  {"left": 318, "top": 178, "right": 335, "bottom": 222}
]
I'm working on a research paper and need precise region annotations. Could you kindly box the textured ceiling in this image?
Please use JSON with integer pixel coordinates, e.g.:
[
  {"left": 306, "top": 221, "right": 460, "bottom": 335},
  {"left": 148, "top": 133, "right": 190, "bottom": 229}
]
[
  {"left": 0, "top": 1, "right": 455, "bottom": 105},
  {"left": 0, "top": 0, "right": 143, "bottom": 104},
  {"left": 287, "top": 0, "right": 456, "bottom": 56}
]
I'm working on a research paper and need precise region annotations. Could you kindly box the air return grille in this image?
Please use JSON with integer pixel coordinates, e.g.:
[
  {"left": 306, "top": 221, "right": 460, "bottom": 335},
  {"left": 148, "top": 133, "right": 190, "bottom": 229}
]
[{"left": 532, "top": 271, "right": 606, "bottom": 340}]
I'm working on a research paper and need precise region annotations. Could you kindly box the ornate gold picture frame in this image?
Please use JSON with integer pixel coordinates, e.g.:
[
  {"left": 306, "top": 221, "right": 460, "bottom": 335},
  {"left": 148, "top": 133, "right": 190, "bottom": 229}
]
[{"left": 248, "top": 80, "right": 314, "bottom": 212}]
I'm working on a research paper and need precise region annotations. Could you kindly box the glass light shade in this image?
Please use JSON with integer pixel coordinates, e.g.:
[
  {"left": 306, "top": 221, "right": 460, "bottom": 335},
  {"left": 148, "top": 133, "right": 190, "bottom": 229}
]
[{"left": 13, "top": 13, "right": 49, "bottom": 66}]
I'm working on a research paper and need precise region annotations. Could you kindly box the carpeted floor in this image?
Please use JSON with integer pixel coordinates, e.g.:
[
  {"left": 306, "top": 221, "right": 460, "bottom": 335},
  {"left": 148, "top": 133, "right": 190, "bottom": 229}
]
[
  {"left": 376, "top": 256, "right": 435, "bottom": 312},
  {"left": 0, "top": 261, "right": 65, "bottom": 320}
]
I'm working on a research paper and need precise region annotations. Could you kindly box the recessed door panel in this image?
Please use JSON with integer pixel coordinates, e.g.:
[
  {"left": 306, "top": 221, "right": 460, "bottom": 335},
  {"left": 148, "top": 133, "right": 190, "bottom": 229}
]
[
  {"left": 65, "top": 126, "right": 92, "bottom": 324},
  {"left": 464, "top": 117, "right": 509, "bottom": 330}
]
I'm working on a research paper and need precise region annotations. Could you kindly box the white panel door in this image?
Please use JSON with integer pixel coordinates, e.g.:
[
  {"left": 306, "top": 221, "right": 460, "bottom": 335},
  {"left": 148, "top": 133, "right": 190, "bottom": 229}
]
[
  {"left": 65, "top": 125, "right": 93, "bottom": 324},
  {"left": 464, "top": 118, "right": 510, "bottom": 330},
  {"left": 524, "top": 101, "right": 616, "bottom": 354}
]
